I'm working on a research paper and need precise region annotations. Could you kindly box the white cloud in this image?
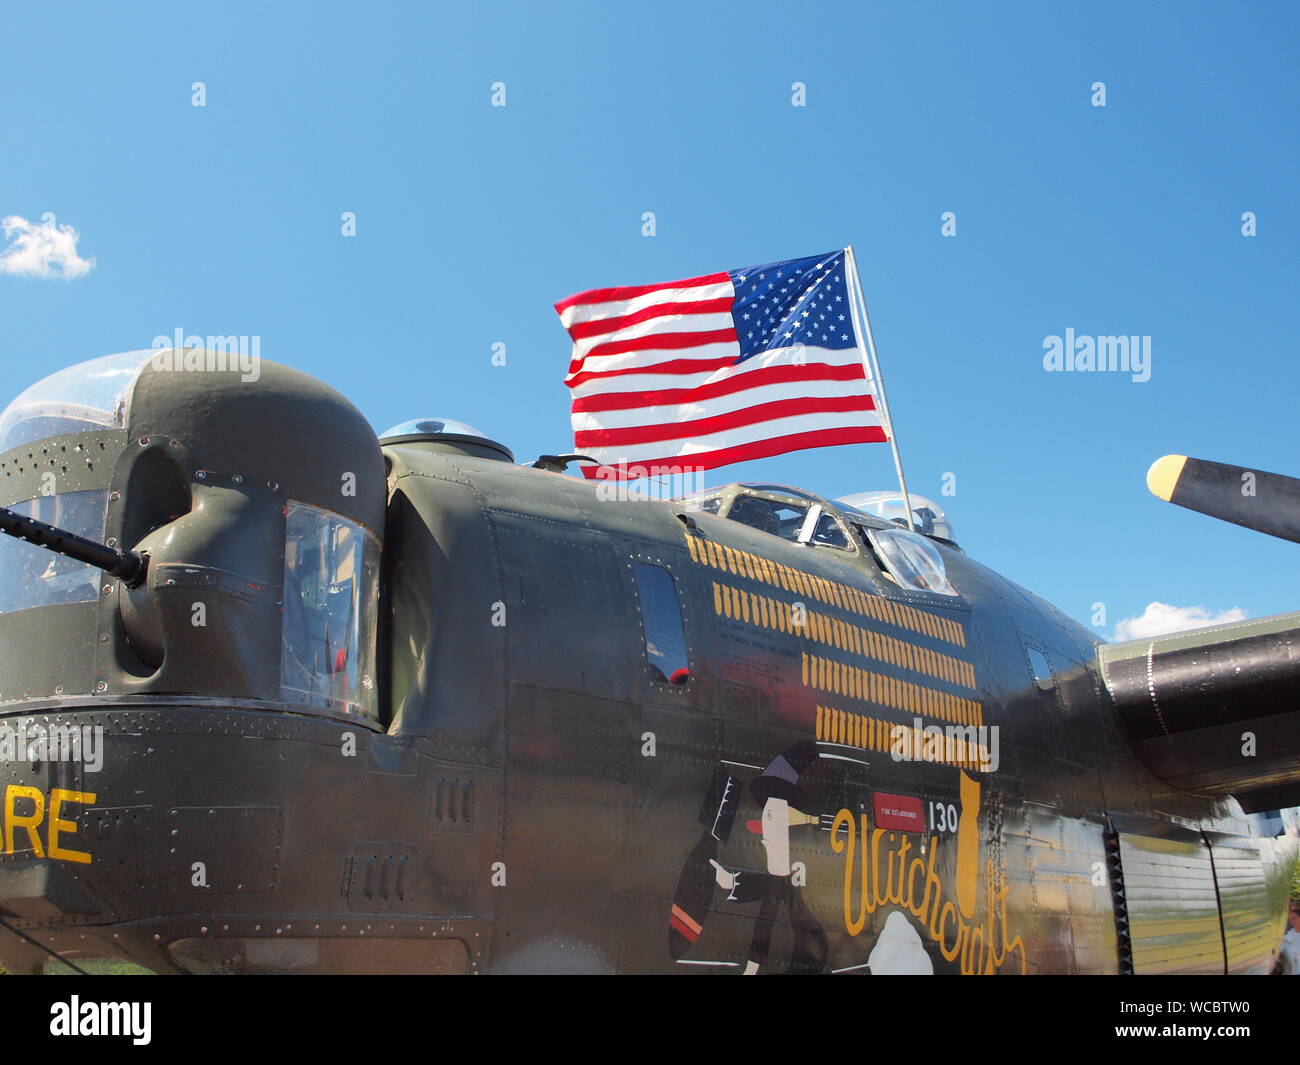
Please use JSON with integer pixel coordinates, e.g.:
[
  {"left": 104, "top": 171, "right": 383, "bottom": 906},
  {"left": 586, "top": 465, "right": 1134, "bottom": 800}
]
[
  {"left": 0, "top": 214, "right": 96, "bottom": 280},
  {"left": 1113, "top": 601, "right": 1247, "bottom": 641}
]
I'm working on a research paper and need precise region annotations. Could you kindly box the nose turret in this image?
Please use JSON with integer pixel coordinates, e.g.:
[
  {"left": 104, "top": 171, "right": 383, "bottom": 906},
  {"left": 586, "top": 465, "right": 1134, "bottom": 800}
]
[{"left": 0, "top": 350, "right": 385, "bottom": 721}]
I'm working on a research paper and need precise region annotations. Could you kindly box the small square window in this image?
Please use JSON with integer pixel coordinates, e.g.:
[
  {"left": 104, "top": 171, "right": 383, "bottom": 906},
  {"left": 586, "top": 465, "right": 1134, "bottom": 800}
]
[{"left": 1026, "top": 646, "right": 1055, "bottom": 691}]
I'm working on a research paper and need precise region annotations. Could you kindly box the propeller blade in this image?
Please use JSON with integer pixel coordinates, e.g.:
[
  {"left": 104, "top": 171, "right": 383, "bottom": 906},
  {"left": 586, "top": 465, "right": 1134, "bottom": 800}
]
[{"left": 1147, "top": 454, "right": 1300, "bottom": 543}]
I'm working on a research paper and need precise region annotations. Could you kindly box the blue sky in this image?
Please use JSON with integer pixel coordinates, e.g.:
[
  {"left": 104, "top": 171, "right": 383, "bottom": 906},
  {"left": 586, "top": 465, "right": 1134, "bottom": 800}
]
[{"left": 1, "top": 1, "right": 1296, "bottom": 639}]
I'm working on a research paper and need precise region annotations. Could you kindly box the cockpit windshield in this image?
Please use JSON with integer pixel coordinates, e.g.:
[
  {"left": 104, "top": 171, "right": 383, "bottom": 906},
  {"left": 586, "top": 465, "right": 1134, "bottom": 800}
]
[
  {"left": 676, "top": 487, "right": 727, "bottom": 515},
  {"left": 679, "top": 483, "right": 854, "bottom": 551},
  {"left": 728, "top": 495, "right": 808, "bottom": 540}
]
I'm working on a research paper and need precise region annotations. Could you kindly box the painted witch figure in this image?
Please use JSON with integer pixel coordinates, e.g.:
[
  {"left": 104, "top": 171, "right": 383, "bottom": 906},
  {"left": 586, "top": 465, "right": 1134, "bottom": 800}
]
[
  {"left": 667, "top": 763, "right": 742, "bottom": 959},
  {"left": 710, "top": 741, "right": 828, "bottom": 974}
]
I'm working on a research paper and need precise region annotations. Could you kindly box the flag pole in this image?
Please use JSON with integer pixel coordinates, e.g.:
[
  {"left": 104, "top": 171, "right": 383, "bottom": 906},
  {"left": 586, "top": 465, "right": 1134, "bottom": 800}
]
[{"left": 843, "top": 245, "right": 916, "bottom": 532}]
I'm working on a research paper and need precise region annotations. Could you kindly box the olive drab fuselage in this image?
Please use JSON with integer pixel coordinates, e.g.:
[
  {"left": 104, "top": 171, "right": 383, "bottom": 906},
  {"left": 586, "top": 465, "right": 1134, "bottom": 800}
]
[{"left": 0, "top": 353, "right": 1294, "bottom": 975}]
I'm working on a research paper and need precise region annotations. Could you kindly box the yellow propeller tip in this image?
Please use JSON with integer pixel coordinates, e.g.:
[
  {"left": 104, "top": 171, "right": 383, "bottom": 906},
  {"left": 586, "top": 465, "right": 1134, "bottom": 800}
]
[{"left": 1146, "top": 454, "right": 1188, "bottom": 502}]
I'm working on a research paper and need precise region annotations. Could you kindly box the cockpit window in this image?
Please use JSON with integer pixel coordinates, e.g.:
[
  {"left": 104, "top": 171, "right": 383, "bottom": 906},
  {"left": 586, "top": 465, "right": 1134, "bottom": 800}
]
[
  {"left": 0, "top": 490, "right": 107, "bottom": 613},
  {"left": 727, "top": 496, "right": 808, "bottom": 542},
  {"left": 281, "top": 502, "right": 381, "bottom": 719},
  {"left": 809, "top": 511, "right": 850, "bottom": 549},
  {"left": 860, "top": 525, "right": 959, "bottom": 596},
  {"left": 679, "top": 493, "right": 724, "bottom": 515}
]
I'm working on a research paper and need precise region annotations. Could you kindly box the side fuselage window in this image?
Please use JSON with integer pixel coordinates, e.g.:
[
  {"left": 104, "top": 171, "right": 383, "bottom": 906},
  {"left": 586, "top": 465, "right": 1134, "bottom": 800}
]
[
  {"left": 1025, "top": 646, "right": 1055, "bottom": 693},
  {"left": 633, "top": 562, "right": 690, "bottom": 685}
]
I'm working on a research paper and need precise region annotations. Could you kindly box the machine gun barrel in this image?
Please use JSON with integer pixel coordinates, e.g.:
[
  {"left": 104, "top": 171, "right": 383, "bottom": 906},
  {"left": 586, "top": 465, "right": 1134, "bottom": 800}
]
[{"left": 0, "top": 503, "right": 147, "bottom": 587}]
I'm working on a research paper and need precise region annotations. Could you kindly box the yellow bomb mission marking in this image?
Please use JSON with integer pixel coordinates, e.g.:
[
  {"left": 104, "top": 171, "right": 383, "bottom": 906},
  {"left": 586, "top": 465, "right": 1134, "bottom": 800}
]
[
  {"left": 683, "top": 530, "right": 967, "bottom": 647},
  {"left": 2, "top": 786, "right": 96, "bottom": 864},
  {"left": 711, "top": 580, "right": 976, "bottom": 689}
]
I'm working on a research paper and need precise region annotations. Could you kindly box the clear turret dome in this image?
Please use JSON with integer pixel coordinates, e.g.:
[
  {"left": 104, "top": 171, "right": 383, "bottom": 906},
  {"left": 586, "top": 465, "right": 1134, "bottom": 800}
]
[
  {"left": 0, "top": 351, "right": 155, "bottom": 452},
  {"left": 379, "top": 417, "right": 490, "bottom": 440},
  {"left": 837, "top": 490, "right": 956, "bottom": 543}
]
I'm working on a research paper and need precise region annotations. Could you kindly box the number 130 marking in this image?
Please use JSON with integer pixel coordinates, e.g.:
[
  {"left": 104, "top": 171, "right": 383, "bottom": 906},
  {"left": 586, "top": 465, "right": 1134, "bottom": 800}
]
[{"left": 928, "top": 801, "right": 957, "bottom": 833}]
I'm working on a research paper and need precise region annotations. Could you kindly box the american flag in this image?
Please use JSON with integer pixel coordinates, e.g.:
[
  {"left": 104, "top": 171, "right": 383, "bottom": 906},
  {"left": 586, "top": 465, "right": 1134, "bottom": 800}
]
[{"left": 555, "top": 249, "right": 886, "bottom": 479}]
